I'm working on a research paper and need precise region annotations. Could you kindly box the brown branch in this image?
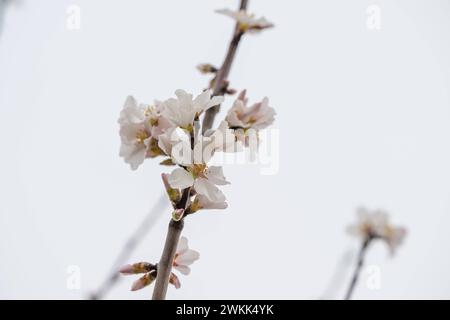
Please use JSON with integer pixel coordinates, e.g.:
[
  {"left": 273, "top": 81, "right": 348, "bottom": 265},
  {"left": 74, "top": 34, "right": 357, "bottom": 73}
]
[
  {"left": 151, "top": 219, "right": 184, "bottom": 300},
  {"left": 201, "top": 0, "right": 249, "bottom": 133},
  {"left": 151, "top": 0, "right": 250, "bottom": 300},
  {"left": 151, "top": 171, "right": 192, "bottom": 299},
  {"left": 344, "top": 237, "right": 371, "bottom": 300}
]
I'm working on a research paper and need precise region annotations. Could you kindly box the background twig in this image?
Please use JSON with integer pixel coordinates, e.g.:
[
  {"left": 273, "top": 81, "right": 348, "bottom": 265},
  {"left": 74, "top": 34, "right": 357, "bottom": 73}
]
[
  {"left": 345, "top": 238, "right": 371, "bottom": 300},
  {"left": 90, "top": 194, "right": 167, "bottom": 299}
]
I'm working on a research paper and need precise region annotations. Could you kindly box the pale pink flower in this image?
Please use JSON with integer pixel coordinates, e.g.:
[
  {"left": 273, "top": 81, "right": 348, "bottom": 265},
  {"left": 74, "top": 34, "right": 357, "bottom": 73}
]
[
  {"left": 226, "top": 91, "right": 276, "bottom": 130},
  {"left": 216, "top": 8, "right": 274, "bottom": 33},
  {"left": 119, "top": 96, "right": 172, "bottom": 170},
  {"left": 173, "top": 236, "right": 200, "bottom": 275}
]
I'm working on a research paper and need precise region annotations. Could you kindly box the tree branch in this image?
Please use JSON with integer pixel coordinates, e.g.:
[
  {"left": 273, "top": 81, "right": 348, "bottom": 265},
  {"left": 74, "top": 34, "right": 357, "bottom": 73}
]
[
  {"left": 151, "top": 0, "right": 250, "bottom": 300},
  {"left": 202, "top": 0, "right": 249, "bottom": 133},
  {"left": 152, "top": 219, "right": 184, "bottom": 300}
]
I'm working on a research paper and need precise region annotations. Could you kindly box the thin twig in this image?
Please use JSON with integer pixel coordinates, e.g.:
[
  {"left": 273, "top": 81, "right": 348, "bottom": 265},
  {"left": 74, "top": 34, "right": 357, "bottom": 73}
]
[
  {"left": 89, "top": 194, "right": 167, "bottom": 299},
  {"left": 202, "top": 0, "right": 249, "bottom": 133},
  {"left": 344, "top": 238, "right": 371, "bottom": 300},
  {"left": 319, "top": 249, "right": 354, "bottom": 300}
]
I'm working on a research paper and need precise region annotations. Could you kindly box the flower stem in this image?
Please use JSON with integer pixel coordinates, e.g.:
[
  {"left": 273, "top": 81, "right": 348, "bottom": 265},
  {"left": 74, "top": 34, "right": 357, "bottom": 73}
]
[
  {"left": 202, "top": 0, "right": 249, "bottom": 133},
  {"left": 344, "top": 238, "right": 371, "bottom": 300}
]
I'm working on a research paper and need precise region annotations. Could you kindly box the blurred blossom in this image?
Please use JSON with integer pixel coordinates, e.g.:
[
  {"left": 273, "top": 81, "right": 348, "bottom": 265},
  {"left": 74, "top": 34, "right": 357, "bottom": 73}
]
[
  {"left": 215, "top": 8, "right": 274, "bottom": 33},
  {"left": 347, "top": 207, "right": 407, "bottom": 255}
]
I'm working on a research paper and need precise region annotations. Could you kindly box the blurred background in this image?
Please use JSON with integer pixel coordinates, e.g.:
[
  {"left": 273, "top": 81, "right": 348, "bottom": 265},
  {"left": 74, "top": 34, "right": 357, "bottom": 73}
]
[{"left": 1, "top": 0, "right": 450, "bottom": 299}]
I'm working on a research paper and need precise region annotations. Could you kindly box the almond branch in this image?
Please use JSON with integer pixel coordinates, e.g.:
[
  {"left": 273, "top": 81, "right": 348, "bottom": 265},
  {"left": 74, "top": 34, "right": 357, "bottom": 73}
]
[
  {"left": 151, "top": 0, "right": 250, "bottom": 300},
  {"left": 201, "top": 0, "right": 249, "bottom": 133}
]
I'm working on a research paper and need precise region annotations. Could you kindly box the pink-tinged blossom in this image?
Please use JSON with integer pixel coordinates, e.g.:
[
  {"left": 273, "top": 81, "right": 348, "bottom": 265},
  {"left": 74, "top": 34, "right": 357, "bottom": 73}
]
[
  {"left": 347, "top": 207, "right": 407, "bottom": 255},
  {"left": 226, "top": 91, "right": 276, "bottom": 130},
  {"left": 216, "top": 8, "right": 274, "bottom": 33},
  {"left": 173, "top": 236, "right": 200, "bottom": 275},
  {"left": 119, "top": 96, "right": 172, "bottom": 170}
]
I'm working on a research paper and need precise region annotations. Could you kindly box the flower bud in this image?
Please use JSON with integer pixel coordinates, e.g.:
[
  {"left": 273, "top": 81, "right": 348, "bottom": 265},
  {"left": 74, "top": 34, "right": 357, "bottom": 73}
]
[
  {"left": 169, "top": 272, "right": 181, "bottom": 289},
  {"left": 172, "top": 208, "right": 185, "bottom": 221},
  {"left": 131, "top": 271, "right": 156, "bottom": 291},
  {"left": 120, "top": 262, "right": 155, "bottom": 275},
  {"left": 196, "top": 63, "right": 218, "bottom": 74},
  {"left": 162, "top": 173, "right": 181, "bottom": 204}
]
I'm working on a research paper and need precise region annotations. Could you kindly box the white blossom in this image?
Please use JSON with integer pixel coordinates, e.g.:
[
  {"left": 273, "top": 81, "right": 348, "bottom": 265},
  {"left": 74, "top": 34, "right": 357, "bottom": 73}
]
[
  {"left": 226, "top": 90, "right": 275, "bottom": 130},
  {"left": 216, "top": 8, "right": 274, "bottom": 33},
  {"left": 162, "top": 89, "right": 223, "bottom": 130},
  {"left": 118, "top": 96, "right": 171, "bottom": 170},
  {"left": 168, "top": 165, "right": 229, "bottom": 203},
  {"left": 191, "top": 194, "right": 228, "bottom": 212},
  {"left": 159, "top": 120, "right": 234, "bottom": 204},
  {"left": 173, "top": 236, "right": 200, "bottom": 275},
  {"left": 347, "top": 207, "right": 407, "bottom": 255}
]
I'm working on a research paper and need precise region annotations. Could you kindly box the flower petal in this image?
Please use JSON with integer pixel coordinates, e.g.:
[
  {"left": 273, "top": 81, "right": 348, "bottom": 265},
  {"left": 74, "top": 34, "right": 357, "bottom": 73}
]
[
  {"left": 205, "top": 166, "right": 230, "bottom": 185},
  {"left": 177, "top": 236, "right": 189, "bottom": 255},
  {"left": 176, "top": 250, "right": 200, "bottom": 267},
  {"left": 169, "top": 273, "right": 181, "bottom": 289},
  {"left": 168, "top": 168, "right": 194, "bottom": 189},
  {"left": 174, "top": 265, "right": 191, "bottom": 276},
  {"left": 194, "top": 178, "right": 226, "bottom": 203},
  {"left": 119, "top": 143, "right": 147, "bottom": 170}
]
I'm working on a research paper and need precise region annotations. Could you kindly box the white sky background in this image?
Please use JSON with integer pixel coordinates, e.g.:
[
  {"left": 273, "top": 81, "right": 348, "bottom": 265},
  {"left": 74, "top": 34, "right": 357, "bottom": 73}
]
[{"left": 1, "top": 0, "right": 450, "bottom": 299}]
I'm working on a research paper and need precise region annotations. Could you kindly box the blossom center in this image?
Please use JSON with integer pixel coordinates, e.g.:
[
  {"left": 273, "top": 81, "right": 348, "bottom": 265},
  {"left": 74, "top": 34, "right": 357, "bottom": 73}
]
[
  {"left": 189, "top": 164, "right": 208, "bottom": 178},
  {"left": 136, "top": 129, "right": 150, "bottom": 144}
]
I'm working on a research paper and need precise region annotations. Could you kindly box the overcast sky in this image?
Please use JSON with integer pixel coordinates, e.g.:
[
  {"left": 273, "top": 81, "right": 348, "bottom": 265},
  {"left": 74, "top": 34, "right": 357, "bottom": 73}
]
[{"left": 1, "top": 0, "right": 450, "bottom": 299}]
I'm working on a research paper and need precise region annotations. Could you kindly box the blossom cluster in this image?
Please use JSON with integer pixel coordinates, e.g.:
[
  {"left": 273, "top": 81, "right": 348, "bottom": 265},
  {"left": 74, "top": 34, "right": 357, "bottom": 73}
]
[
  {"left": 118, "top": 7, "right": 275, "bottom": 294},
  {"left": 347, "top": 207, "right": 407, "bottom": 255},
  {"left": 119, "top": 89, "right": 275, "bottom": 213}
]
